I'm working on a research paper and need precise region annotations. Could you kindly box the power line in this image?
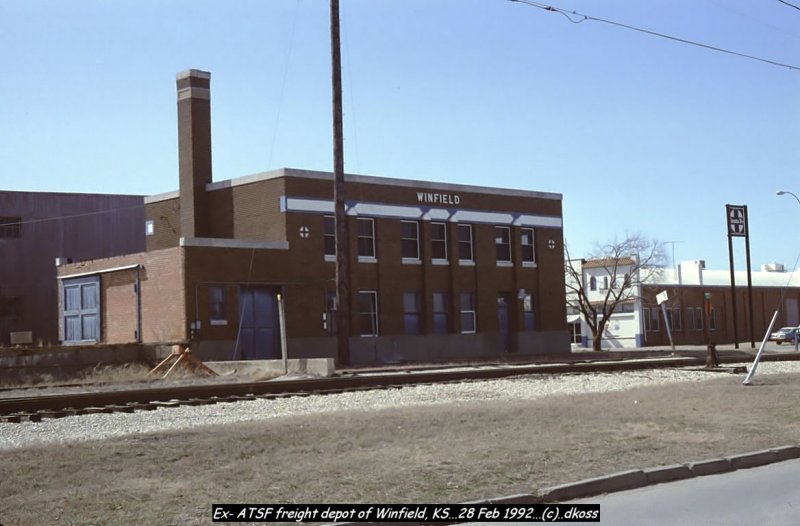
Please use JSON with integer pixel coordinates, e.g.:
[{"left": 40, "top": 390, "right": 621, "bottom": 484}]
[
  {"left": 508, "top": 0, "right": 800, "bottom": 72},
  {"left": 1, "top": 202, "right": 145, "bottom": 228},
  {"left": 778, "top": 0, "right": 800, "bottom": 12}
]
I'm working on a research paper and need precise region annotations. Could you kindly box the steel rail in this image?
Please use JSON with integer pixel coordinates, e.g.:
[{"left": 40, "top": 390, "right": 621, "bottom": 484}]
[{"left": 1, "top": 353, "right": 798, "bottom": 418}]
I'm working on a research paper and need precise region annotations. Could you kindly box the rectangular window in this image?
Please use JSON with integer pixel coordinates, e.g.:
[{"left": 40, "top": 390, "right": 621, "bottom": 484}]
[
  {"left": 523, "top": 293, "right": 535, "bottom": 331},
  {"left": 209, "top": 285, "right": 226, "bottom": 324},
  {"left": 460, "top": 292, "right": 476, "bottom": 334},
  {"left": 358, "top": 291, "right": 378, "bottom": 336},
  {"left": 400, "top": 221, "right": 420, "bottom": 260},
  {"left": 145, "top": 219, "right": 155, "bottom": 236},
  {"left": 521, "top": 228, "right": 535, "bottom": 264},
  {"left": 709, "top": 307, "right": 717, "bottom": 331},
  {"left": 403, "top": 292, "right": 421, "bottom": 335},
  {"left": 357, "top": 218, "right": 376, "bottom": 259},
  {"left": 431, "top": 222, "right": 448, "bottom": 261},
  {"left": 432, "top": 292, "right": 449, "bottom": 334},
  {"left": 458, "top": 224, "right": 473, "bottom": 262},
  {"left": 0, "top": 217, "right": 21, "bottom": 238},
  {"left": 688, "top": 307, "right": 704, "bottom": 331},
  {"left": 644, "top": 306, "right": 660, "bottom": 332},
  {"left": 495, "top": 226, "right": 511, "bottom": 263},
  {"left": 667, "top": 307, "right": 682, "bottom": 332},
  {"left": 323, "top": 215, "right": 336, "bottom": 257}
]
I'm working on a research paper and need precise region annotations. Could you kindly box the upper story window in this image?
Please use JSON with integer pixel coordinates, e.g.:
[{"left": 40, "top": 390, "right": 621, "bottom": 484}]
[
  {"left": 431, "top": 222, "right": 448, "bottom": 261},
  {"left": 357, "top": 217, "right": 375, "bottom": 259},
  {"left": 145, "top": 220, "right": 155, "bottom": 236},
  {"left": 400, "top": 221, "right": 420, "bottom": 260},
  {"left": 589, "top": 276, "right": 597, "bottom": 291},
  {"left": 324, "top": 215, "right": 336, "bottom": 257},
  {"left": 521, "top": 228, "right": 535, "bottom": 264},
  {"left": 0, "top": 217, "right": 21, "bottom": 238},
  {"left": 458, "top": 224, "right": 473, "bottom": 263},
  {"left": 495, "top": 226, "right": 511, "bottom": 263}
]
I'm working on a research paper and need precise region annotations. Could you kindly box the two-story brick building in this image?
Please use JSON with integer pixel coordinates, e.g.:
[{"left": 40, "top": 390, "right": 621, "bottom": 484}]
[{"left": 56, "top": 70, "right": 569, "bottom": 364}]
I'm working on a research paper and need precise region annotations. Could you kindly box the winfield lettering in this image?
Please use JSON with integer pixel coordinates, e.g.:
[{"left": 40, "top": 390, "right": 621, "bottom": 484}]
[{"left": 416, "top": 192, "right": 460, "bottom": 205}]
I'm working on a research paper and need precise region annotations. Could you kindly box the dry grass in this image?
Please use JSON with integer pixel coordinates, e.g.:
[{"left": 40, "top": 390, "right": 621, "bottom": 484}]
[{"left": 1, "top": 373, "right": 799, "bottom": 525}]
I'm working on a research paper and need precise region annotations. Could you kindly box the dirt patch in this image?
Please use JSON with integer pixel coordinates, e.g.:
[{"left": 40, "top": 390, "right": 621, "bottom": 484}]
[{"left": 1, "top": 373, "right": 799, "bottom": 525}]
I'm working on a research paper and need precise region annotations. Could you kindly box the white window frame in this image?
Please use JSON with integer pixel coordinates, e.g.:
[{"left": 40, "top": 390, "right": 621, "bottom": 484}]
[
  {"left": 400, "top": 220, "right": 420, "bottom": 263},
  {"left": 495, "top": 226, "right": 512, "bottom": 265},
  {"left": 323, "top": 215, "right": 336, "bottom": 261},
  {"left": 431, "top": 222, "right": 448, "bottom": 264},
  {"left": 357, "top": 217, "right": 376, "bottom": 262},
  {"left": 358, "top": 290, "right": 379, "bottom": 337},
  {"left": 458, "top": 224, "right": 474, "bottom": 265},
  {"left": 460, "top": 292, "right": 476, "bottom": 334},
  {"left": 521, "top": 228, "right": 535, "bottom": 267},
  {"left": 145, "top": 219, "right": 155, "bottom": 236}
]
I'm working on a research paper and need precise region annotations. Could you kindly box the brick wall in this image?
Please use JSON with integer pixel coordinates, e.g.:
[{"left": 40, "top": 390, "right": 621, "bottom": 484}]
[{"left": 58, "top": 247, "right": 186, "bottom": 345}]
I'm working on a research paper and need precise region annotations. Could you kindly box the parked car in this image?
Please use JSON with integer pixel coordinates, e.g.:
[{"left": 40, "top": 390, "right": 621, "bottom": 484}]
[{"left": 770, "top": 327, "right": 800, "bottom": 344}]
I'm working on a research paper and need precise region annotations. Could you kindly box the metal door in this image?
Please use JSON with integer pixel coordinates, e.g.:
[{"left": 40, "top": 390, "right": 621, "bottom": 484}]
[
  {"left": 237, "top": 286, "right": 280, "bottom": 360},
  {"left": 62, "top": 276, "right": 100, "bottom": 342}
]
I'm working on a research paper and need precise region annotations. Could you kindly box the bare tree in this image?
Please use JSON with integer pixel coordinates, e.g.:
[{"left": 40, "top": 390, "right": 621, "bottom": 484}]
[{"left": 565, "top": 234, "right": 666, "bottom": 351}]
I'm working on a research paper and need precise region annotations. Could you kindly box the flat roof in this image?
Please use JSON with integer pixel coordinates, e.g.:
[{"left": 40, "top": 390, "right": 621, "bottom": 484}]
[{"left": 145, "top": 167, "right": 562, "bottom": 203}]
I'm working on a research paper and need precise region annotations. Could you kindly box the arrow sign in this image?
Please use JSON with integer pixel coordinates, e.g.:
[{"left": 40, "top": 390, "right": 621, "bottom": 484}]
[{"left": 727, "top": 205, "right": 747, "bottom": 237}]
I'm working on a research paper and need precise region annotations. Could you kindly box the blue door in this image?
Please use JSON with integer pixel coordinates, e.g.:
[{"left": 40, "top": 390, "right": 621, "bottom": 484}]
[
  {"left": 237, "top": 286, "right": 280, "bottom": 360},
  {"left": 63, "top": 276, "right": 100, "bottom": 343}
]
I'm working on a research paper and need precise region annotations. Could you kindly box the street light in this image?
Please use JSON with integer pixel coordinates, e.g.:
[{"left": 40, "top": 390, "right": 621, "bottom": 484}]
[
  {"left": 776, "top": 190, "right": 800, "bottom": 206},
  {"left": 776, "top": 190, "right": 800, "bottom": 352}
]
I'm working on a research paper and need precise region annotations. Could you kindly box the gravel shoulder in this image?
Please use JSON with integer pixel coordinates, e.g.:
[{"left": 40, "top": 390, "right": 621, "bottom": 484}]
[{"left": 2, "top": 362, "right": 799, "bottom": 525}]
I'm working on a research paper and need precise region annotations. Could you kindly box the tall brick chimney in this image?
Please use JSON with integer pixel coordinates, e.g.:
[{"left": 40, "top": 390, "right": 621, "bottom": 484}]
[{"left": 176, "top": 69, "right": 212, "bottom": 239}]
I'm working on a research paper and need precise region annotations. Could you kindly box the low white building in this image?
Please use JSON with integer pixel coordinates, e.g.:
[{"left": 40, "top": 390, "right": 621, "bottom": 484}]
[{"left": 569, "top": 259, "right": 800, "bottom": 349}]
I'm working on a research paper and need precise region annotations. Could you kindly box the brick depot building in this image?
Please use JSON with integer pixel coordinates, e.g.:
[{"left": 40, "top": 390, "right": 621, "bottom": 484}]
[{"left": 57, "top": 70, "right": 569, "bottom": 364}]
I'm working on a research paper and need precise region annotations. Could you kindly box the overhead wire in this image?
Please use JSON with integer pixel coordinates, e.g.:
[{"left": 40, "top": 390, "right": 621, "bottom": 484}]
[
  {"left": 778, "top": 0, "right": 800, "bottom": 12},
  {"left": 508, "top": 0, "right": 800, "bottom": 72}
]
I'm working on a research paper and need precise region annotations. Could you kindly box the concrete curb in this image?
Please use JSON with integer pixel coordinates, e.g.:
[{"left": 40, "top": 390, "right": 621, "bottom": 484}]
[
  {"left": 331, "top": 446, "right": 800, "bottom": 525},
  {"left": 536, "top": 444, "right": 800, "bottom": 502}
]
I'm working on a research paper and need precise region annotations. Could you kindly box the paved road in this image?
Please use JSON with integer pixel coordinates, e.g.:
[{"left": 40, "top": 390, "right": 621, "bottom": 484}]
[
  {"left": 470, "top": 459, "right": 800, "bottom": 526},
  {"left": 565, "top": 459, "right": 800, "bottom": 525}
]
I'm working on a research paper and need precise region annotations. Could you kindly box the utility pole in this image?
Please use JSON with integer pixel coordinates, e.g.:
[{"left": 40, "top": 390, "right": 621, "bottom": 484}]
[{"left": 331, "top": 0, "right": 351, "bottom": 365}]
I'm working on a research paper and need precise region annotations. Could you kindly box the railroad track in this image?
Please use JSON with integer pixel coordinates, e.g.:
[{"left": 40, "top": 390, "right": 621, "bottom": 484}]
[{"left": 1, "top": 353, "right": 797, "bottom": 423}]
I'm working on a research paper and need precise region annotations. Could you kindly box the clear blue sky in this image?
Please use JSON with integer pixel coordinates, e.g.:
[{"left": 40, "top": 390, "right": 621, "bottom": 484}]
[{"left": 2, "top": 0, "right": 799, "bottom": 271}]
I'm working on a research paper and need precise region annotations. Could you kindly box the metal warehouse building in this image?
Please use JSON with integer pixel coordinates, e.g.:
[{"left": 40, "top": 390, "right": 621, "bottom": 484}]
[{"left": 56, "top": 70, "right": 569, "bottom": 364}]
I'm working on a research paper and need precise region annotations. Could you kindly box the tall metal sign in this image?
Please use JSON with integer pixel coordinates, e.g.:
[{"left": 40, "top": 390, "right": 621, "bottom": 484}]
[{"left": 726, "top": 204, "right": 755, "bottom": 349}]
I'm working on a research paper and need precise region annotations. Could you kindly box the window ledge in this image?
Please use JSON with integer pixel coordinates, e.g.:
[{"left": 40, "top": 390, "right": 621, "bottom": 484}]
[
  {"left": 432, "top": 259, "right": 449, "bottom": 266},
  {"left": 522, "top": 261, "right": 537, "bottom": 268},
  {"left": 324, "top": 254, "right": 336, "bottom": 262},
  {"left": 402, "top": 258, "right": 422, "bottom": 265},
  {"left": 458, "top": 260, "right": 476, "bottom": 267},
  {"left": 496, "top": 260, "right": 513, "bottom": 267},
  {"left": 210, "top": 319, "right": 228, "bottom": 326},
  {"left": 358, "top": 256, "right": 378, "bottom": 264}
]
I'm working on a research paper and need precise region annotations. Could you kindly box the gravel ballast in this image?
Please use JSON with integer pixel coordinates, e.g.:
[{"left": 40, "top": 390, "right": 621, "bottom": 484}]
[{"left": 2, "top": 362, "right": 798, "bottom": 451}]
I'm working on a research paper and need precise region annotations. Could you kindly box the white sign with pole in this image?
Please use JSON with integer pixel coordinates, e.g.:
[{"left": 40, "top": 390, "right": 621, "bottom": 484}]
[{"left": 655, "top": 291, "right": 674, "bottom": 350}]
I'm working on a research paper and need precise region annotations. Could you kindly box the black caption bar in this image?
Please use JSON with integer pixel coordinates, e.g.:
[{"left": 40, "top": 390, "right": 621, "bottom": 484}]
[{"left": 212, "top": 503, "right": 600, "bottom": 522}]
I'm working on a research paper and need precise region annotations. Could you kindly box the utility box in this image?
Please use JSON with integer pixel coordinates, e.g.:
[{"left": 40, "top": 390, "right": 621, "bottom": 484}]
[{"left": 10, "top": 331, "right": 33, "bottom": 345}]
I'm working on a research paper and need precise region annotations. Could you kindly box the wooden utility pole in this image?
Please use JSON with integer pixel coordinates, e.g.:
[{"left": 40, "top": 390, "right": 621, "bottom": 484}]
[{"left": 331, "top": 0, "right": 351, "bottom": 365}]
